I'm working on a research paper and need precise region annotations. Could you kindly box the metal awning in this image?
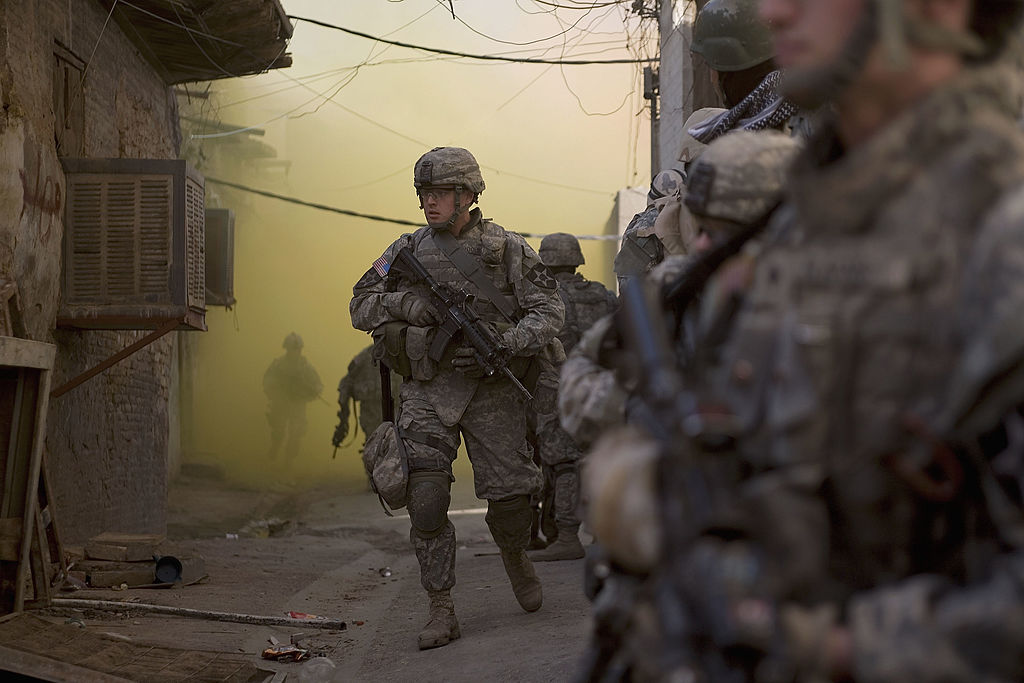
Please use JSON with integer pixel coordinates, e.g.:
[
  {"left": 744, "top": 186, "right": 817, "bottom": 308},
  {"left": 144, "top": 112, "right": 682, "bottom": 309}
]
[{"left": 100, "top": 0, "right": 293, "bottom": 84}]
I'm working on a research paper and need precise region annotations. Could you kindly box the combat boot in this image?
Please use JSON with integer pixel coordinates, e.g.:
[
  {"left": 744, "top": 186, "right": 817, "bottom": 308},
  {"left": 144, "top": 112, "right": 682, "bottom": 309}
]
[
  {"left": 500, "top": 549, "right": 543, "bottom": 612},
  {"left": 417, "top": 590, "right": 460, "bottom": 650},
  {"left": 528, "top": 523, "right": 585, "bottom": 562},
  {"left": 486, "top": 495, "right": 543, "bottom": 613}
]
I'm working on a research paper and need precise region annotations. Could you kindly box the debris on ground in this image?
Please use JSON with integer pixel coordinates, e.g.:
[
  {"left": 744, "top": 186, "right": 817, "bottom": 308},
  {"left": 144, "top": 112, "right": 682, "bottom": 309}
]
[
  {"left": 68, "top": 532, "right": 208, "bottom": 589},
  {"left": 261, "top": 643, "right": 310, "bottom": 662},
  {"left": 238, "top": 517, "right": 291, "bottom": 538},
  {"left": 51, "top": 598, "right": 347, "bottom": 630}
]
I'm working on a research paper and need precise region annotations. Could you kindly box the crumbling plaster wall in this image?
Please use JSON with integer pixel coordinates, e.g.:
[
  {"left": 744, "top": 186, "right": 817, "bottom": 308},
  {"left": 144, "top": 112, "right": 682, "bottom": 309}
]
[{"left": 0, "top": 0, "right": 182, "bottom": 542}]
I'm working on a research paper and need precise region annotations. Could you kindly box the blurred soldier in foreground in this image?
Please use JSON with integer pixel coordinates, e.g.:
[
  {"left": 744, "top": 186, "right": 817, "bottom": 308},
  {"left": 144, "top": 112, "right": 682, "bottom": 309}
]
[
  {"left": 526, "top": 233, "right": 616, "bottom": 561},
  {"left": 332, "top": 344, "right": 402, "bottom": 454},
  {"left": 560, "top": 130, "right": 799, "bottom": 451},
  {"left": 350, "top": 147, "right": 563, "bottom": 650},
  {"left": 586, "top": 0, "right": 1024, "bottom": 680},
  {"left": 263, "top": 333, "right": 323, "bottom": 461}
]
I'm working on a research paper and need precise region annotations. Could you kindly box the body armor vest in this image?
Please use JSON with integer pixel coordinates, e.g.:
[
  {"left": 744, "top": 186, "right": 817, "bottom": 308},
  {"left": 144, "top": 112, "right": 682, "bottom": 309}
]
[
  {"left": 700, "top": 71, "right": 1024, "bottom": 591},
  {"left": 555, "top": 272, "right": 616, "bottom": 353}
]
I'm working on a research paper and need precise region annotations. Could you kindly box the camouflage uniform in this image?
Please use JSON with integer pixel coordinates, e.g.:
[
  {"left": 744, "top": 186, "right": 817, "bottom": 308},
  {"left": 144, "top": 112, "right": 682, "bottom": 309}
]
[
  {"left": 613, "top": 170, "right": 682, "bottom": 289},
  {"left": 333, "top": 344, "right": 401, "bottom": 451},
  {"left": 679, "top": 65, "right": 1024, "bottom": 681},
  {"left": 561, "top": 131, "right": 800, "bottom": 450},
  {"left": 529, "top": 233, "right": 617, "bottom": 561},
  {"left": 350, "top": 147, "right": 564, "bottom": 648},
  {"left": 263, "top": 333, "right": 323, "bottom": 460}
]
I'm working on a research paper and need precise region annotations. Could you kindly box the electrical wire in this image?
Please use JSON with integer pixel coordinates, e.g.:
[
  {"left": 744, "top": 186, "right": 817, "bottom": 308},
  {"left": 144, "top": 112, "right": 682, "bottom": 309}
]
[
  {"left": 206, "top": 177, "right": 422, "bottom": 226},
  {"left": 206, "top": 177, "right": 620, "bottom": 239},
  {"left": 58, "top": 0, "right": 118, "bottom": 149},
  {"left": 434, "top": 0, "right": 598, "bottom": 46},
  {"left": 287, "top": 15, "right": 654, "bottom": 64}
]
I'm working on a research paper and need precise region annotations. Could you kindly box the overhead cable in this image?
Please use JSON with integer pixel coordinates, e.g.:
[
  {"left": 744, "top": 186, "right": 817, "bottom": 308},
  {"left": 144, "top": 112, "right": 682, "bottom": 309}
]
[
  {"left": 205, "top": 178, "right": 620, "bottom": 239},
  {"left": 288, "top": 15, "right": 655, "bottom": 65}
]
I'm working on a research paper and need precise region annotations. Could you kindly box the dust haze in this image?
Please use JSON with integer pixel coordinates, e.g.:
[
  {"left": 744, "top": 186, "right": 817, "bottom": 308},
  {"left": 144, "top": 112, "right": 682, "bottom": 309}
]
[{"left": 179, "top": 0, "right": 652, "bottom": 489}]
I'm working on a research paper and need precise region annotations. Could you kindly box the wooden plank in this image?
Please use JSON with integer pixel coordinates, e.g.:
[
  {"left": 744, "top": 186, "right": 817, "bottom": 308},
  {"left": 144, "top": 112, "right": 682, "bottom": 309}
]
[
  {"left": 0, "top": 643, "right": 132, "bottom": 682},
  {"left": 14, "top": 362, "right": 52, "bottom": 612},
  {"left": 88, "top": 566, "right": 156, "bottom": 589},
  {"left": 0, "top": 517, "right": 20, "bottom": 561},
  {"left": 0, "top": 338, "right": 56, "bottom": 370}
]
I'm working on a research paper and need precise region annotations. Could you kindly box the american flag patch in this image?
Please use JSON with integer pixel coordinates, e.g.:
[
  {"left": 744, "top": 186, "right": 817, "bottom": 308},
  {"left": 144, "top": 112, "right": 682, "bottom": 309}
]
[{"left": 372, "top": 255, "right": 391, "bottom": 277}]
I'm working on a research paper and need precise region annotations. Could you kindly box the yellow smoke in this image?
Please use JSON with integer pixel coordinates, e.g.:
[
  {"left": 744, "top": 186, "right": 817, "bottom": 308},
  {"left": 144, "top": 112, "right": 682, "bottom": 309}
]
[{"left": 181, "top": 0, "right": 651, "bottom": 489}]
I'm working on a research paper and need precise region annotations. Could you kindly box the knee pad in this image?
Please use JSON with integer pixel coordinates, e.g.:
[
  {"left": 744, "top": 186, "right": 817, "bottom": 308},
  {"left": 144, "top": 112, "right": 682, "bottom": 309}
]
[{"left": 408, "top": 470, "right": 452, "bottom": 539}]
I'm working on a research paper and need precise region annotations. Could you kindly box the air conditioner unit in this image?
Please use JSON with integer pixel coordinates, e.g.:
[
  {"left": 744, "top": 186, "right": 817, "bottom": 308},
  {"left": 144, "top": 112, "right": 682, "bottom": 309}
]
[
  {"left": 204, "top": 208, "right": 235, "bottom": 308},
  {"left": 59, "top": 158, "right": 206, "bottom": 331}
]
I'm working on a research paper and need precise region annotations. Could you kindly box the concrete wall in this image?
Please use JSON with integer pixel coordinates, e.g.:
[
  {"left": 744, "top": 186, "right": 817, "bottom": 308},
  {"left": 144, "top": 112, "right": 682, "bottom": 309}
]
[
  {"left": 657, "top": 0, "right": 721, "bottom": 174},
  {"left": 0, "top": 0, "right": 181, "bottom": 542}
]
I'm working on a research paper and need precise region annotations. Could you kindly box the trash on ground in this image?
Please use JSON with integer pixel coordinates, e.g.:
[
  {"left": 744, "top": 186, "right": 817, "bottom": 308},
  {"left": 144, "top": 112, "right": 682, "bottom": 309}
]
[
  {"left": 286, "top": 611, "right": 327, "bottom": 621},
  {"left": 238, "top": 517, "right": 290, "bottom": 538},
  {"left": 378, "top": 567, "right": 392, "bottom": 577},
  {"left": 261, "top": 644, "right": 310, "bottom": 662}
]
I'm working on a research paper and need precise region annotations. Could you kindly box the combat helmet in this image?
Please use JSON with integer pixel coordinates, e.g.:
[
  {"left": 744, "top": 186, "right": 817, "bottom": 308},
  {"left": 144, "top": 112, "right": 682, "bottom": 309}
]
[
  {"left": 648, "top": 169, "right": 685, "bottom": 204},
  {"left": 539, "top": 232, "right": 585, "bottom": 268},
  {"left": 413, "top": 147, "right": 486, "bottom": 194},
  {"left": 691, "top": 0, "right": 775, "bottom": 72},
  {"left": 684, "top": 130, "right": 800, "bottom": 224},
  {"left": 283, "top": 332, "right": 303, "bottom": 350}
]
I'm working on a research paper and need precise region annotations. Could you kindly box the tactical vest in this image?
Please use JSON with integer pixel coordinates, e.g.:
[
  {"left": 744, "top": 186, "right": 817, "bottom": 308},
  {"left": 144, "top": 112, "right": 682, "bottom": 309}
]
[
  {"left": 403, "top": 218, "right": 520, "bottom": 326},
  {"left": 700, "top": 74, "right": 1024, "bottom": 588},
  {"left": 555, "top": 272, "right": 616, "bottom": 353}
]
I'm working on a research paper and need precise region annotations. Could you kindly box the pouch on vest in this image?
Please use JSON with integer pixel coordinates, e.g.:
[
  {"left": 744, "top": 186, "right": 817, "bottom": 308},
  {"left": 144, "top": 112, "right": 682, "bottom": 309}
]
[
  {"left": 372, "top": 322, "right": 412, "bottom": 377},
  {"left": 406, "top": 325, "right": 439, "bottom": 381},
  {"left": 362, "top": 421, "right": 409, "bottom": 513}
]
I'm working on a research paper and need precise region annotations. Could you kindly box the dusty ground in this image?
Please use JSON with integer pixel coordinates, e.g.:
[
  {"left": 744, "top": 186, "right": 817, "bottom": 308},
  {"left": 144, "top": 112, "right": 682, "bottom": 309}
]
[{"left": 43, "top": 466, "right": 593, "bottom": 682}]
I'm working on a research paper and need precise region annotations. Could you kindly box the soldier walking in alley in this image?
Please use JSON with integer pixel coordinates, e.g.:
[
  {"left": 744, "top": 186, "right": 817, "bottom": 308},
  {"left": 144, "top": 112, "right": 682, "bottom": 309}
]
[
  {"left": 350, "top": 146, "right": 564, "bottom": 650},
  {"left": 263, "top": 332, "right": 323, "bottom": 461},
  {"left": 528, "top": 232, "right": 616, "bottom": 561}
]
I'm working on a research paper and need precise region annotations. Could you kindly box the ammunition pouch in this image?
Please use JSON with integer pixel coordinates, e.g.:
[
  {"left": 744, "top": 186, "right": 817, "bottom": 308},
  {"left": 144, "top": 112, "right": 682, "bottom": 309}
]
[
  {"left": 362, "top": 421, "right": 409, "bottom": 512},
  {"left": 371, "top": 322, "right": 439, "bottom": 381}
]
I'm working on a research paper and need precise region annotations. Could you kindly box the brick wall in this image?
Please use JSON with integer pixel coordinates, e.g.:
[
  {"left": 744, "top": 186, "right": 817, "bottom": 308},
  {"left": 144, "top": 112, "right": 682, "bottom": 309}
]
[{"left": 0, "top": 0, "right": 181, "bottom": 542}]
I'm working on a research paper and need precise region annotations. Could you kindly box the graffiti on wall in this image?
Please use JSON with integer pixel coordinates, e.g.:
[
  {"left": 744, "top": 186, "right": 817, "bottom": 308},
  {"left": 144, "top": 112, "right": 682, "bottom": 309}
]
[{"left": 19, "top": 141, "right": 62, "bottom": 246}]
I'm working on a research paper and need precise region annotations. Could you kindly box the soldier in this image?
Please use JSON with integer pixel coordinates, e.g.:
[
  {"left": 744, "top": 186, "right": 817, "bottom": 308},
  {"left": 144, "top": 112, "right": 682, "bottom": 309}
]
[
  {"left": 687, "top": 0, "right": 801, "bottom": 143},
  {"left": 589, "top": 0, "right": 1024, "bottom": 679},
  {"left": 527, "top": 233, "right": 617, "bottom": 561},
  {"left": 613, "top": 170, "right": 680, "bottom": 289},
  {"left": 332, "top": 344, "right": 401, "bottom": 454},
  {"left": 350, "top": 147, "right": 564, "bottom": 650},
  {"left": 263, "top": 333, "right": 323, "bottom": 461},
  {"left": 560, "top": 130, "right": 800, "bottom": 450}
]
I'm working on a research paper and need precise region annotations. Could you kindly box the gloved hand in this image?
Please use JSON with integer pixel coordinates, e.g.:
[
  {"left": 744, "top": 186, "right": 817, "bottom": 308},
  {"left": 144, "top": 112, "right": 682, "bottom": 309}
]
[
  {"left": 500, "top": 329, "right": 521, "bottom": 356},
  {"left": 387, "top": 293, "right": 438, "bottom": 326},
  {"left": 452, "top": 346, "right": 486, "bottom": 378}
]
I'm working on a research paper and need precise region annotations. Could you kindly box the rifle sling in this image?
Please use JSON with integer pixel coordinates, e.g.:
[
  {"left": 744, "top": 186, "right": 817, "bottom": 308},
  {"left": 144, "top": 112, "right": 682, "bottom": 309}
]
[{"left": 432, "top": 229, "right": 518, "bottom": 323}]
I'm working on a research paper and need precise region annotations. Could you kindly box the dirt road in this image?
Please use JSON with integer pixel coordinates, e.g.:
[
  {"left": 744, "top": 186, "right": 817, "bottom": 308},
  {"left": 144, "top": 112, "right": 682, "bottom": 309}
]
[{"left": 48, "top": 469, "right": 593, "bottom": 682}]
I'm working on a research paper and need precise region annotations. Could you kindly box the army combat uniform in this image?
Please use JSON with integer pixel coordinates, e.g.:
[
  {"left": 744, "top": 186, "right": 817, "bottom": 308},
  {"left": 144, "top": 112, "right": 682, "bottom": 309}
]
[
  {"left": 333, "top": 344, "right": 402, "bottom": 452},
  {"left": 350, "top": 147, "right": 564, "bottom": 650},
  {"left": 681, "top": 64, "right": 1024, "bottom": 682},
  {"left": 530, "top": 233, "right": 617, "bottom": 561}
]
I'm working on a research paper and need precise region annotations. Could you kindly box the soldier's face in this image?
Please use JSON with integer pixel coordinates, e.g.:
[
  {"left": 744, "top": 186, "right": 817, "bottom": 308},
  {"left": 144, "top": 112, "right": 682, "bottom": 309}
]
[
  {"left": 419, "top": 186, "right": 474, "bottom": 225},
  {"left": 759, "top": 0, "right": 864, "bottom": 75}
]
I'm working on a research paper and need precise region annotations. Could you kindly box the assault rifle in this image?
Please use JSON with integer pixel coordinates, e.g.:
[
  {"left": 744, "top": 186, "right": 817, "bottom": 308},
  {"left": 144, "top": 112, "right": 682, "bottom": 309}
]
[{"left": 391, "top": 247, "right": 533, "bottom": 400}]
